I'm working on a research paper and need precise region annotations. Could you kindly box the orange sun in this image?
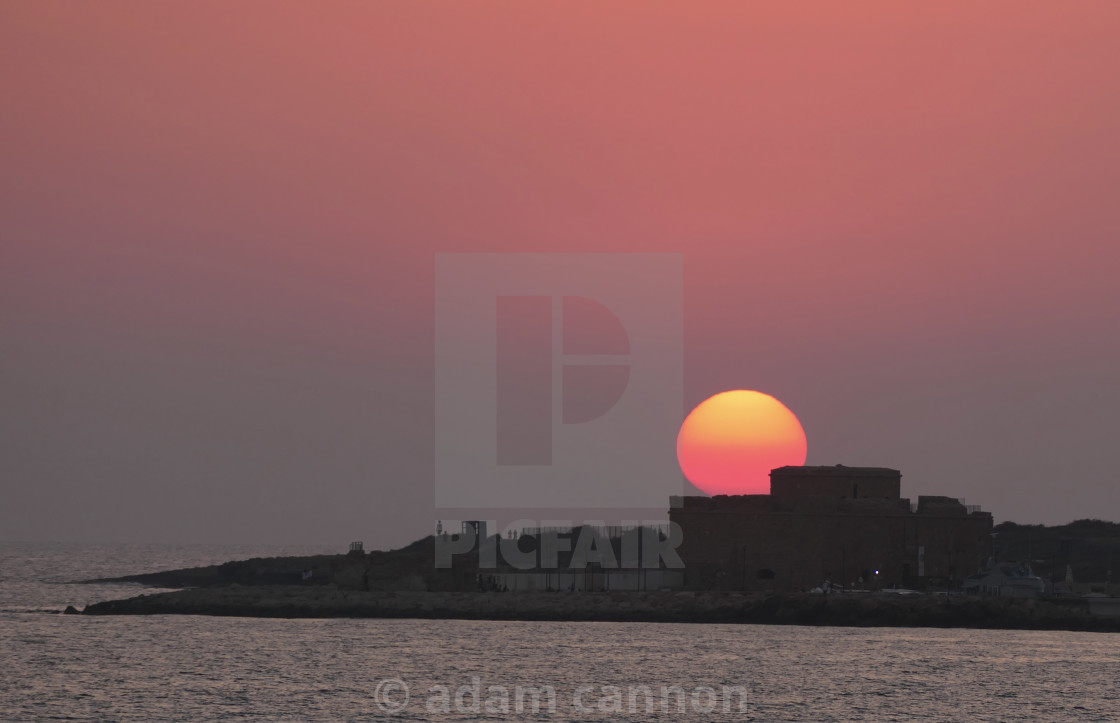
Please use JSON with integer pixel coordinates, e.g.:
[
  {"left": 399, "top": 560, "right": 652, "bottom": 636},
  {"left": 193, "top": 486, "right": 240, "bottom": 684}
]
[{"left": 676, "top": 390, "right": 807, "bottom": 496}]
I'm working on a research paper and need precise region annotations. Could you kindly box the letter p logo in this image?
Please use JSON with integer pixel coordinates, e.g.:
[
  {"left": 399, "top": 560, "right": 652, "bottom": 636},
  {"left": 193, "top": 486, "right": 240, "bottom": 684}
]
[
  {"left": 496, "top": 295, "right": 632, "bottom": 465},
  {"left": 435, "top": 254, "right": 682, "bottom": 509}
]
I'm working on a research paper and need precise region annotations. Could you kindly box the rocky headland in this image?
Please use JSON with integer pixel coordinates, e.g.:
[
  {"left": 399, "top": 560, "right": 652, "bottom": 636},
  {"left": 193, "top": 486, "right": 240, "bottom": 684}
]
[{"left": 76, "top": 524, "right": 1120, "bottom": 631}]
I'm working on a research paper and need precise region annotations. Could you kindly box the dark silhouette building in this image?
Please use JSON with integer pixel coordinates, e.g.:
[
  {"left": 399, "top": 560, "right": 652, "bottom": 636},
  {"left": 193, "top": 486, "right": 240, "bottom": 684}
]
[{"left": 669, "top": 465, "right": 993, "bottom": 591}]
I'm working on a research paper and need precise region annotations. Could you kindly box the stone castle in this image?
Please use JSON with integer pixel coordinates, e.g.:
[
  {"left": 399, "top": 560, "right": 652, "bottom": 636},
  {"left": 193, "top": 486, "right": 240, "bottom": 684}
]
[{"left": 670, "top": 465, "right": 993, "bottom": 591}]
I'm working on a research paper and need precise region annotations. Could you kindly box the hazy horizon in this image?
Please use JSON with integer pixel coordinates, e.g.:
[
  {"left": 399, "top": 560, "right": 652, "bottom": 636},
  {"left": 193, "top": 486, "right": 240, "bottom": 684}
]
[{"left": 4, "top": 2, "right": 1120, "bottom": 548}]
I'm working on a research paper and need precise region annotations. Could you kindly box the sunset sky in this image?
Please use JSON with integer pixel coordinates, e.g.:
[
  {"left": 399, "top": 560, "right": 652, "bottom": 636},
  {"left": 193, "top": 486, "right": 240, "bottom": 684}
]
[{"left": 3, "top": 2, "right": 1119, "bottom": 546}]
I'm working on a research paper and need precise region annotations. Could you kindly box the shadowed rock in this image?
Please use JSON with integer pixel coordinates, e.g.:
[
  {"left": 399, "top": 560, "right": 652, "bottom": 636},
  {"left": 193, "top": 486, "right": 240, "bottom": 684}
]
[{"left": 80, "top": 588, "right": 1120, "bottom": 632}]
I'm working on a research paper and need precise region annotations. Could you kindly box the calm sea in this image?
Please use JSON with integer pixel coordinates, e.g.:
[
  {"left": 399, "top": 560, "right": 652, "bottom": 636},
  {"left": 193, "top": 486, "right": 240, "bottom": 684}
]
[{"left": 2, "top": 542, "right": 1118, "bottom": 722}]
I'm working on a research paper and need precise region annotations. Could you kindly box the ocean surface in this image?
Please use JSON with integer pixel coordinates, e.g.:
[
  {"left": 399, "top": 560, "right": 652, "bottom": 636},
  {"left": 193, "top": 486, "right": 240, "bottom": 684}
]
[{"left": 2, "top": 542, "right": 1119, "bottom": 722}]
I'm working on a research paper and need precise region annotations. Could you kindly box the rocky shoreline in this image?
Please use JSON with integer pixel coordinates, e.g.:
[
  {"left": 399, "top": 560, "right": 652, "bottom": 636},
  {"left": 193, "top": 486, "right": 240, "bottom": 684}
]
[{"left": 79, "top": 586, "right": 1120, "bottom": 632}]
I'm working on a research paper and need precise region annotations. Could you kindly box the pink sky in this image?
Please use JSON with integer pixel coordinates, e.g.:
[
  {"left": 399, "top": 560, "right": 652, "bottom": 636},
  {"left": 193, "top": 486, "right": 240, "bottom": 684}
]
[{"left": 3, "top": 1, "right": 1119, "bottom": 545}]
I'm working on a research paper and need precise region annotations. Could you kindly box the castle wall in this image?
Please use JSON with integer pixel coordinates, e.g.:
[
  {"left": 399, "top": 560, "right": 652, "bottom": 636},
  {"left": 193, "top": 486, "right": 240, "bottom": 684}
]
[
  {"left": 770, "top": 465, "right": 901, "bottom": 500},
  {"left": 670, "top": 467, "right": 993, "bottom": 591}
]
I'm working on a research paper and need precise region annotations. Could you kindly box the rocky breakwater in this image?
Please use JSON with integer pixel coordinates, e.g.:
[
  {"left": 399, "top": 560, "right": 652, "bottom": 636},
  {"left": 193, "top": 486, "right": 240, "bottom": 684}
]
[
  {"left": 81, "top": 588, "right": 1120, "bottom": 631},
  {"left": 82, "top": 538, "right": 480, "bottom": 593}
]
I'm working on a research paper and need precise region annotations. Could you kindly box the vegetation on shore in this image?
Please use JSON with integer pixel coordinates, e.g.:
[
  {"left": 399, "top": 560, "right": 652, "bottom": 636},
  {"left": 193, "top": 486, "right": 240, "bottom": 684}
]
[{"left": 993, "top": 519, "right": 1120, "bottom": 589}]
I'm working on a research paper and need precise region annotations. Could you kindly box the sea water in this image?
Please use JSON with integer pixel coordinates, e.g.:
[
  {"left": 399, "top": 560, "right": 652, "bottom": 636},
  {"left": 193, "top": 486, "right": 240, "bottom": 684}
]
[{"left": 1, "top": 542, "right": 1118, "bottom": 722}]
